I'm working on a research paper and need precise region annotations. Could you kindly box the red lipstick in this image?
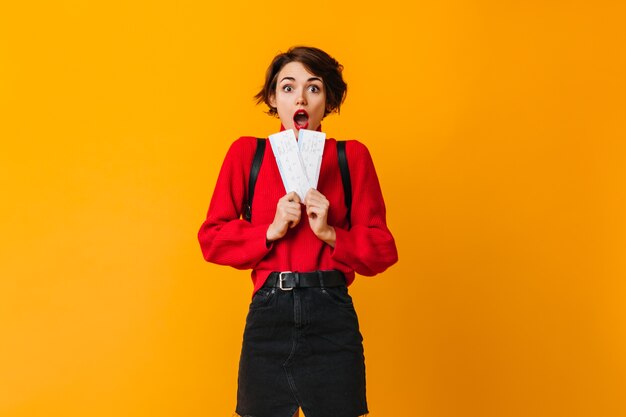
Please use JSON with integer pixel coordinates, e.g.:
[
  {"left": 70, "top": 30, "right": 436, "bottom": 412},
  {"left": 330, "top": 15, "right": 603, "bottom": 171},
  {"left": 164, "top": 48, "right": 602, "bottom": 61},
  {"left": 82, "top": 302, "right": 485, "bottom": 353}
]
[{"left": 293, "top": 109, "right": 309, "bottom": 130}]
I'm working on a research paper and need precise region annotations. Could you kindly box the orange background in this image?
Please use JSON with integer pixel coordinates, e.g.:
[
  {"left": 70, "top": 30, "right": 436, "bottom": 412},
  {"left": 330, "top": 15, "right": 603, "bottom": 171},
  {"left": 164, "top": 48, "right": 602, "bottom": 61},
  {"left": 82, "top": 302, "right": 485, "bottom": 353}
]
[{"left": 1, "top": 1, "right": 625, "bottom": 416}]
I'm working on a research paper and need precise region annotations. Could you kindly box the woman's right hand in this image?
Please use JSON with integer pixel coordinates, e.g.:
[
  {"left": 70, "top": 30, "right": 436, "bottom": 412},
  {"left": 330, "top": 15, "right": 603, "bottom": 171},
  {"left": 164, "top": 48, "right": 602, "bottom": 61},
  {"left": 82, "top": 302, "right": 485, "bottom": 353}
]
[{"left": 266, "top": 191, "right": 302, "bottom": 243}]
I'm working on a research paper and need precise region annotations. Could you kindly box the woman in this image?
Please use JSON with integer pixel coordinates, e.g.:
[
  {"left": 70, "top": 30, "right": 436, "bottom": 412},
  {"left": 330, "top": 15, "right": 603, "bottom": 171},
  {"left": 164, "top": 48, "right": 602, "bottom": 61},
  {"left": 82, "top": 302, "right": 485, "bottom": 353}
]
[{"left": 198, "top": 46, "right": 398, "bottom": 417}]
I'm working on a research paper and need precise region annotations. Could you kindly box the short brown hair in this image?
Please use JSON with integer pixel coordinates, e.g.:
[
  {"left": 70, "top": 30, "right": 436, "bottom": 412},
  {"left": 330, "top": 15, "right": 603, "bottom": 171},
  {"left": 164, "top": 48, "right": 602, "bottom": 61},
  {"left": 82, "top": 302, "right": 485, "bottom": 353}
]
[{"left": 254, "top": 46, "right": 348, "bottom": 117}]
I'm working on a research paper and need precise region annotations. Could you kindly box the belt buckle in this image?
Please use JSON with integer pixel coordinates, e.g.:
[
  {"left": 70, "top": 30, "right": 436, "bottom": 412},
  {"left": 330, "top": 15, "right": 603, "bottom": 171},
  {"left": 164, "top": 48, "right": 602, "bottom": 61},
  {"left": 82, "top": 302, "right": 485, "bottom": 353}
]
[{"left": 278, "top": 271, "right": 293, "bottom": 291}]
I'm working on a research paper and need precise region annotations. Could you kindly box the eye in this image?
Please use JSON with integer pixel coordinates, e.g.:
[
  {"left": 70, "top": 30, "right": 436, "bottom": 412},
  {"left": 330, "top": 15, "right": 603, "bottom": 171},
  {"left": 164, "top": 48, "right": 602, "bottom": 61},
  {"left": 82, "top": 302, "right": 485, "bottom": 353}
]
[
  {"left": 282, "top": 85, "right": 293, "bottom": 92},
  {"left": 308, "top": 85, "right": 321, "bottom": 93}
]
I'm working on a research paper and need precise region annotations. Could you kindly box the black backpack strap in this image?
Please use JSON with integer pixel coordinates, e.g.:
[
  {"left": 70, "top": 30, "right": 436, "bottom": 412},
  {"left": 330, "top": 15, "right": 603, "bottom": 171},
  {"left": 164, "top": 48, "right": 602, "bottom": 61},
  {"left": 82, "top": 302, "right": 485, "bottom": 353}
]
[
  {"left": 244, "top": 138, "right": 266, "bottom": 222},
  {"left": 336, "top": 141, "right": 352, "bottom": 228}
]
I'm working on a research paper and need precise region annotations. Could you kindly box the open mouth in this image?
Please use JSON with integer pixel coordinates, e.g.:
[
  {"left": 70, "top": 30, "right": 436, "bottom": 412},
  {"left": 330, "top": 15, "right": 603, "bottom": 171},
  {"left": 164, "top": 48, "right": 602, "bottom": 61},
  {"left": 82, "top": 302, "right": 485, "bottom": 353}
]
[{"left": 293, "top": 110, "right": 309, "bottom": 130}]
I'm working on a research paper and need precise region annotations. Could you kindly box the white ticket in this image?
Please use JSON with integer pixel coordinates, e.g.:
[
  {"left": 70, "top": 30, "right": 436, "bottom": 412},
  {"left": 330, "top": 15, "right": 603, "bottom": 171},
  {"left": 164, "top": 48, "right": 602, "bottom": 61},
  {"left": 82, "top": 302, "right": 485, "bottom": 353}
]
[
  {"left": 298, "top": 129, "right": 326, "bottom": 189},
  {"left": 268, "top": 129, "right": 311, "bottom": 201}
]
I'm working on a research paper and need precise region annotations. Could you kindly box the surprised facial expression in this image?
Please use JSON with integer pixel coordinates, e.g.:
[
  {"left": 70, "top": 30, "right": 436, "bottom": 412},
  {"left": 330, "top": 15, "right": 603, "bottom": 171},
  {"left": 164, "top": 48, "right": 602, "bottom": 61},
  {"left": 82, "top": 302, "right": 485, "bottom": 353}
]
[{"left": 270, "top": 61, "right": 327, "bottom": 135}]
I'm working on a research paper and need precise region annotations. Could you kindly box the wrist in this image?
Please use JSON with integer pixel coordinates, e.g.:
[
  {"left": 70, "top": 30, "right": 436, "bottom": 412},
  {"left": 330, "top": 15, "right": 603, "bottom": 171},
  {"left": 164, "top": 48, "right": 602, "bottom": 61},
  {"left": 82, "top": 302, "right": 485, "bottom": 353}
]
[
  {"left": 266, "top": 224, "right": 279, "bottom": 242},
  {"left": 317, "top": 226, "right": 336, "bottom": 247}
]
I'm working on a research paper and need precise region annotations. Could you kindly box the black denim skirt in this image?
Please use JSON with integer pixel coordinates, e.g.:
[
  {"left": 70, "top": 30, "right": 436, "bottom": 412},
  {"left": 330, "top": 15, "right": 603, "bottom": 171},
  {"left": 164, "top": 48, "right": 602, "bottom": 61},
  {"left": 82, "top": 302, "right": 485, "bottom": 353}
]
[{"left": 236, "top": 284, "right": 368, "bottom": 417}]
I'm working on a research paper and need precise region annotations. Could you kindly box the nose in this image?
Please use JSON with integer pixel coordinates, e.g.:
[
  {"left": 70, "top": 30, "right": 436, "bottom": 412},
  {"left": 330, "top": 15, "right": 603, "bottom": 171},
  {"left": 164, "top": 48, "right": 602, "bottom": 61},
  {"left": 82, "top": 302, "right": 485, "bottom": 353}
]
[{"left": 296, "top": 90, "right": 306, "bottom": 106}]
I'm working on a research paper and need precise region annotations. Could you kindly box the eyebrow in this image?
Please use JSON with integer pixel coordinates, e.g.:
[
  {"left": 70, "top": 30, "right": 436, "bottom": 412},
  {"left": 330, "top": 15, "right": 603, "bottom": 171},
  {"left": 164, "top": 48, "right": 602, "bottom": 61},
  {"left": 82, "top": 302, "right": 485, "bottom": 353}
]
[{"left": 279, "top": 76, "right": 323, "bottom": 83}]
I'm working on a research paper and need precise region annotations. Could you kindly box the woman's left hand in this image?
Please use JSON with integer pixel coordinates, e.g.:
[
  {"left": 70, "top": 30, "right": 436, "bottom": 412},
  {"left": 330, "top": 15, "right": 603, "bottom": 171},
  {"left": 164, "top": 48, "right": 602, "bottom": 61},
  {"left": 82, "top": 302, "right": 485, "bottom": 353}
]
[{"left": 304, "top": 189, "right": 336, "bottom": 247}]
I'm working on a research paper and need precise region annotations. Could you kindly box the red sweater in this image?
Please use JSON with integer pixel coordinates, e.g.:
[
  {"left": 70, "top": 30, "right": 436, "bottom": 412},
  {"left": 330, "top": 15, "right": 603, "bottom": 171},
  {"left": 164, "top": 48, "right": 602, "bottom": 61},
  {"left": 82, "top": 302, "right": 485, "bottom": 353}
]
[{"left": 198, "top": 135, "right": 398, "bottom": 294}]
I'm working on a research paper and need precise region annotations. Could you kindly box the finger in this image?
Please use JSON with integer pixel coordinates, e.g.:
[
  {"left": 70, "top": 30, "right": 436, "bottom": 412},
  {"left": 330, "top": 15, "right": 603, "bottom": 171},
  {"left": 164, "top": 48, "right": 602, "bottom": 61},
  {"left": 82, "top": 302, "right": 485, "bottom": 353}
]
[
  {"left": 284, "top": 212, "right": 299, "bottom": 223},
  {"left": 277, "top": 202, "right": 300, "bottom": 214},
  {"left": 307, "top": 188, "right": 327, "bottom": 205},
  {"left": 306, "top": 205, "right": 324, "bottom": 218},
  {"left": 284, "top": 202, "right": 302, "bottom": 212},
  {"left": 284, "top": 209, "right": 301, "bottom": 219},
  {"left": 305, "top": 198, "right": 321, "bottom": 209},
  {"left": 304, "top": 188, "right": 316, "bottom": 203},
  {"left": 289, "top": 215, "right": 301, "bottom": 228},
  {"left": 280, "top": 192, "right": 296, "bottom": 203},
  {"left": 306, "top": 200, "right": 329, "bottom": 212},
  {"left": 287, "top": 201, "right": 302, "bottom": 209},
  {"left": 305, "top": 192, "right": 328, "bottom": 205},
  {"left": 288, "top": 192, "right": 302, "bottom": 204},
  {"left": 278, "top": 211, "right": 298, "bottom": 226},
  {"left": 304, "top": 193, "right": 318, "bottom": 204},
  {"left": 306, "top": 203, "right": 320, "bottom": 214},
  {"left": 283, "top": 202, "right": 302, "bottom": 213}
]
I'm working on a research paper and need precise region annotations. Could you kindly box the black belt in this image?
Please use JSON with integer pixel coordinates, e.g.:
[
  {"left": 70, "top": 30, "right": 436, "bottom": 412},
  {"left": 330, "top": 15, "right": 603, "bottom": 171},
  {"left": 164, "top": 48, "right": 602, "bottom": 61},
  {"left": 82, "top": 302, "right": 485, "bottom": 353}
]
[{"left": 264, "top": 270, "right": 346, "bottom": 291}]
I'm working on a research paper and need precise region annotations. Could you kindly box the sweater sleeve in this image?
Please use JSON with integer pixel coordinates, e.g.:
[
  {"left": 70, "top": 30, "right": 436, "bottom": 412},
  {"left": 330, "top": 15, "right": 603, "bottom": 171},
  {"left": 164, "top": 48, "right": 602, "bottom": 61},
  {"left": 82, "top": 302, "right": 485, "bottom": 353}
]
[
  {"left": 197, "top": 137, "right": 272, "bottom": 269},
  {"left": 331, "top": 141, "right": 398, "bottom": 276}
]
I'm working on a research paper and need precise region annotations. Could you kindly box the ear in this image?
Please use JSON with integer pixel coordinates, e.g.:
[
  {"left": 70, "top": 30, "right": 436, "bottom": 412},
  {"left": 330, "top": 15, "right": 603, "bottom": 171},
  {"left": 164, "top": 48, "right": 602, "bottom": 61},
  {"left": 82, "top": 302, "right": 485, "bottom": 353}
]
[{"left": 269, "top": 93, "right": 277, "bottom": 108}]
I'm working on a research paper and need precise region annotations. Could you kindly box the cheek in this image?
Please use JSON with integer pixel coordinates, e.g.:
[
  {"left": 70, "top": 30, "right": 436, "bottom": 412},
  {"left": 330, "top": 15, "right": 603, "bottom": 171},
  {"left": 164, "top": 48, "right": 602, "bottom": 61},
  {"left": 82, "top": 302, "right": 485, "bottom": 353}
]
[
  {"left": 315, "top": 104, "right": 327, "bottom": 120},
  {"left": 274, "top": 99, "right": 289, "bottom": 117},
  {"left": 276, "top": 109, "right": 293, "bottom": 126},
  {"left": 311, "top": 97, "right": 326, "bottom": 118}
]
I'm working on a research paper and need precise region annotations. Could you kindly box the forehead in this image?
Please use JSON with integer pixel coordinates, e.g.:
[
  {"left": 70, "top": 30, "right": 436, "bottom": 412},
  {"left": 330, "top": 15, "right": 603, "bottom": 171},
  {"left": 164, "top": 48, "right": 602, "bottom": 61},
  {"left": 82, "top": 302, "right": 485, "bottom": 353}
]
[{"left": 277, "top": 61, "right": 322, "bottom": 81}]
